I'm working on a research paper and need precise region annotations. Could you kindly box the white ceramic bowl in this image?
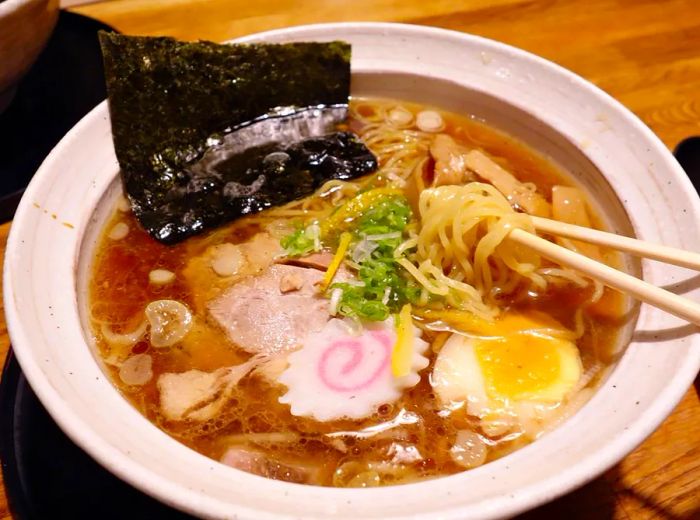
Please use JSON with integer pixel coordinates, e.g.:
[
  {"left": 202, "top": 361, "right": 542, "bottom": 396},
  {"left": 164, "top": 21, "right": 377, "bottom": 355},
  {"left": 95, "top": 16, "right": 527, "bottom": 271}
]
[{"left": 5, "top": 23, "right": 700, "bottom": 520}]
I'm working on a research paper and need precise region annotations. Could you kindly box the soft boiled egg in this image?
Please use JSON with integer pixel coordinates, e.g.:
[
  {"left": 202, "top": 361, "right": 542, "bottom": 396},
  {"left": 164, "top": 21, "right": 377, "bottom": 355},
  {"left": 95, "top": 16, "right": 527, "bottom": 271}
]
[{"left": 431, "top": 312, "right": 582, "bottom": 439}]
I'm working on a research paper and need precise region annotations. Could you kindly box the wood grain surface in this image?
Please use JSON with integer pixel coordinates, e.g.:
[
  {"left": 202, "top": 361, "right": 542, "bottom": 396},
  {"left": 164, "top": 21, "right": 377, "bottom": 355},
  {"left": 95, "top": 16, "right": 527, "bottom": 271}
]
[{"left": 2, "top": 0, "right": 700, "bottom": 518}]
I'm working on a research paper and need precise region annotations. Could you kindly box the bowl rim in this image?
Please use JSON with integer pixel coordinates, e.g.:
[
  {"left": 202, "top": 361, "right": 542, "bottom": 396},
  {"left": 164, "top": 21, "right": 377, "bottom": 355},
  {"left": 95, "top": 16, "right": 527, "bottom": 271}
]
[
  {"left": 5, "top": 21, "right": 700, "bottom": 520},
  {"left": 0, "top": 0, "right": 34, "bottom": 15},
  {"left": 0, "top": 0, "right": 56, "bottom": 20}
]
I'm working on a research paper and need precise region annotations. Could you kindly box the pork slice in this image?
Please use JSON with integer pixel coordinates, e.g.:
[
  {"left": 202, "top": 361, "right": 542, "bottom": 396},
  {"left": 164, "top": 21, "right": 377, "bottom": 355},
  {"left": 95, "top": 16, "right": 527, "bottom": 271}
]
[
  {"left": 463, "top": 149, "right": 551, "bottom": 217},
  {"left": 159, "top": 369, "right": 227, "bottom": 422},
  {"left": 158, "top": 357, "right": 260, "bottom": 422},
  {"left": 253, "top": 355, "right": 289, "bottom": 381},
  {"left": 182, "top": 231, "right": 283, "bottom": 313},
  {"left": 431, "top": 134, "right": 551, "bottom": 217},
  {"left": 430, "top": 134, "right": 478, "bottom": 186},
  {"left": 278, "top": 251, "right": 334, "bottom": 270},
  {"left": 220, "top": 447, "right": 320, "bottom": 484},
  {"left": 208, "top": 264, "right": 330, "bottom": 356}
]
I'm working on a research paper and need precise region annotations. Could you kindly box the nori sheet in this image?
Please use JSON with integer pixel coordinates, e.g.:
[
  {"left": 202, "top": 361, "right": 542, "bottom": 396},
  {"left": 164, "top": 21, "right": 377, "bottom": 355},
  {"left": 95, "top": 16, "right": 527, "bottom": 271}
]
[
  {"left": 99, "top": 32, "right": 376, "bottom": 244},
  {"left": 138, "top": 130, "right": 377, "bottom": 244}
]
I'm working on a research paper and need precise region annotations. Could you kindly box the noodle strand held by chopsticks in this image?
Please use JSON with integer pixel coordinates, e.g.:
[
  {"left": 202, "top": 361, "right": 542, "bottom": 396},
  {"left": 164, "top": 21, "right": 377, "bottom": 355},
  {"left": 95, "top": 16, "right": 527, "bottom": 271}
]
[{"left": 397, "top": 183, "right": 588, "bottom": 319}]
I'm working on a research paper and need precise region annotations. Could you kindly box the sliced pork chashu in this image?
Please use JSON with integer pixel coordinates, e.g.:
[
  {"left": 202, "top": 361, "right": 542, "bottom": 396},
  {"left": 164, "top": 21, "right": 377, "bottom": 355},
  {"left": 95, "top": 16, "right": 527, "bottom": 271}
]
[
  {"left": 429, "top": 134, "right": 551, "bottom": 217},
  {"left": 208, "top": 264, "right": 333, "bottom": 356},
  {"left": 158, "top": 357, "right": 261, "bottom": 421}
]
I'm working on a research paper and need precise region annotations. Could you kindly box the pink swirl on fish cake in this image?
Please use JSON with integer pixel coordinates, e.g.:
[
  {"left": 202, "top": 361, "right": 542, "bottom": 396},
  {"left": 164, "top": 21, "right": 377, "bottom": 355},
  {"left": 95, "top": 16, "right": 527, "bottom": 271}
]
[{"left": 318, "top": 331, "right": 392, "bottom": 392}]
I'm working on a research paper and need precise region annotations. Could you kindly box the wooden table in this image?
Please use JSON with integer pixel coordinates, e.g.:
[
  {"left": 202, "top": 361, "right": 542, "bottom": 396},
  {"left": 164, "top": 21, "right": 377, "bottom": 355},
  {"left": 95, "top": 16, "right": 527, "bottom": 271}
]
[{"left": 1, "top": 0, "right": 699, "bottom": 518}]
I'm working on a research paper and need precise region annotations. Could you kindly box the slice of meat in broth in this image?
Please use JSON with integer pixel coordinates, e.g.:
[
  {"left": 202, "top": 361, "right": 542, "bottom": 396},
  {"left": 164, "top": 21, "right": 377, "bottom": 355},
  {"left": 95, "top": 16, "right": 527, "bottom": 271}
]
[
  {"left": 429, "top": 134, "right": 551, "bottom": 217},
  {"left": 158, "top": 356, "right": 261, "bottom": 422},
  {"left": 278, "top": 250, "right": 334, "bottom": 271},
  {"left": 182, "top": 231, "right": 283, "bottom": 312},
  {"left": 208, "top": 264, "right": 333, "bottom": 356},
  {"left": 220, "top": 447, "right": 321, "bottom": 484},
  {"left": 430, "top": 134, "right": 478, "bottom": 186}
]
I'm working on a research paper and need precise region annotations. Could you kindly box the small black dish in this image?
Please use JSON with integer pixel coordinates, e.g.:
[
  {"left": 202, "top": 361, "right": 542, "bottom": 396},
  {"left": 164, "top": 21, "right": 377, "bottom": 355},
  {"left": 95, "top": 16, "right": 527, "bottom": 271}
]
[
  {"left": 674, "top": 136, "right": 700, "bottom": 189},
  {"left": 0, "top": 351, "right": 193, "bottom": 519},
  {"left": 0, "top": 11, "right": 112, "bottom": 222}
]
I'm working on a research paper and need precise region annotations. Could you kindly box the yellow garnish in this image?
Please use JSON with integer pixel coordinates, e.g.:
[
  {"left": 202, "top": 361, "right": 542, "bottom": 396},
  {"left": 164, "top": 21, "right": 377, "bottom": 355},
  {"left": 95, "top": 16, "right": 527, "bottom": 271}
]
[
  {"left": 414, "top": 308, "right": 496, "bottom": 335},
  {"left": 320, "top": 231, "right": 352, "bottom": 291},
  {"left": 391, "top": 304, "right": 414, "bottom": 377},
  {"left": 430, "top": 331, "right": 451, "bottom": 354},
  {"left": 413, "top": 308, "right": 576, "bottom": 340},
  {"left": 319, "top": 187, "right": 402, "bottom": 239}
]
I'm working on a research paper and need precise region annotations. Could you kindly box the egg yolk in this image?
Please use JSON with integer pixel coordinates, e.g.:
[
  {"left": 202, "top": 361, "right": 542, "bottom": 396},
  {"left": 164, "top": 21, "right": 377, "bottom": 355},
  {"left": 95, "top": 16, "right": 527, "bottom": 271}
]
[{"left": 474, "top": 333, "right": 579, "bottom": 402}]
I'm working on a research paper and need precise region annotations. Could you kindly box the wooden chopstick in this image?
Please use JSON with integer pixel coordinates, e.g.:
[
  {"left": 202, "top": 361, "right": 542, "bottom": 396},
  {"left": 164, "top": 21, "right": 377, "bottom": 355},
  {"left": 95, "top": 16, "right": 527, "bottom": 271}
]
[
  {"left": 531, "top": 216, "right": 700, "bottom": 271},
  {"left": 508, "top": 228, "right": 700, "bottom": 326}
]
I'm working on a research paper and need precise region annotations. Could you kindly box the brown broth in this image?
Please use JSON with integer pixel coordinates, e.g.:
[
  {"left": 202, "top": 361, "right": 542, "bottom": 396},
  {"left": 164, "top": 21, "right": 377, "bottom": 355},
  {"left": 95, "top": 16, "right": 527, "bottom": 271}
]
[{"left": 89, "top": 99, "right": 626, "bottom": 487}]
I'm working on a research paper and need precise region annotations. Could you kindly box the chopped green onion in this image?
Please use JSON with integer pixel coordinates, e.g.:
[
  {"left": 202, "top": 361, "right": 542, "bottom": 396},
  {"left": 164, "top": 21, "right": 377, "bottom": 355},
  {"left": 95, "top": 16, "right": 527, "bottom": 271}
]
[
  {"left": 280, "top": 222, "right": 321, "bottom": 257},
  {"left": 330, "top": 194, "right": 419, "bottom": 321}
]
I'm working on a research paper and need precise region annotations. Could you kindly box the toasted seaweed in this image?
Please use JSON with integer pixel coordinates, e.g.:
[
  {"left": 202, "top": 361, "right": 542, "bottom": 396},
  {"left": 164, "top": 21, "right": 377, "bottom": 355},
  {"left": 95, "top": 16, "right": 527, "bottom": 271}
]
[
  {"left": 136, "top": 130, "right": 376, "bottom": 243},
  {"left": 99, "top": 33, "right": 376, "bottom": 244}
]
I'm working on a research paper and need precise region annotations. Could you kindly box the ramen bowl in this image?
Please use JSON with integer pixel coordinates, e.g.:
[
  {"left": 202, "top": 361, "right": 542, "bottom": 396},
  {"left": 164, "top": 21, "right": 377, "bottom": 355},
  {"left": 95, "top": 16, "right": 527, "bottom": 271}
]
[{"left": 5, "top": 23, "right": 700, "bottom": 520}]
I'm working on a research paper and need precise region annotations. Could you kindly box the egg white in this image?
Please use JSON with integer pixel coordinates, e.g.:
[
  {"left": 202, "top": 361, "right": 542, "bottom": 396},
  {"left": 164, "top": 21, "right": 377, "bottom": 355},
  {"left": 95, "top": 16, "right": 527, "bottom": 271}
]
[{"left": 431, "top": 328, "right": 583, "bottom": 439}]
